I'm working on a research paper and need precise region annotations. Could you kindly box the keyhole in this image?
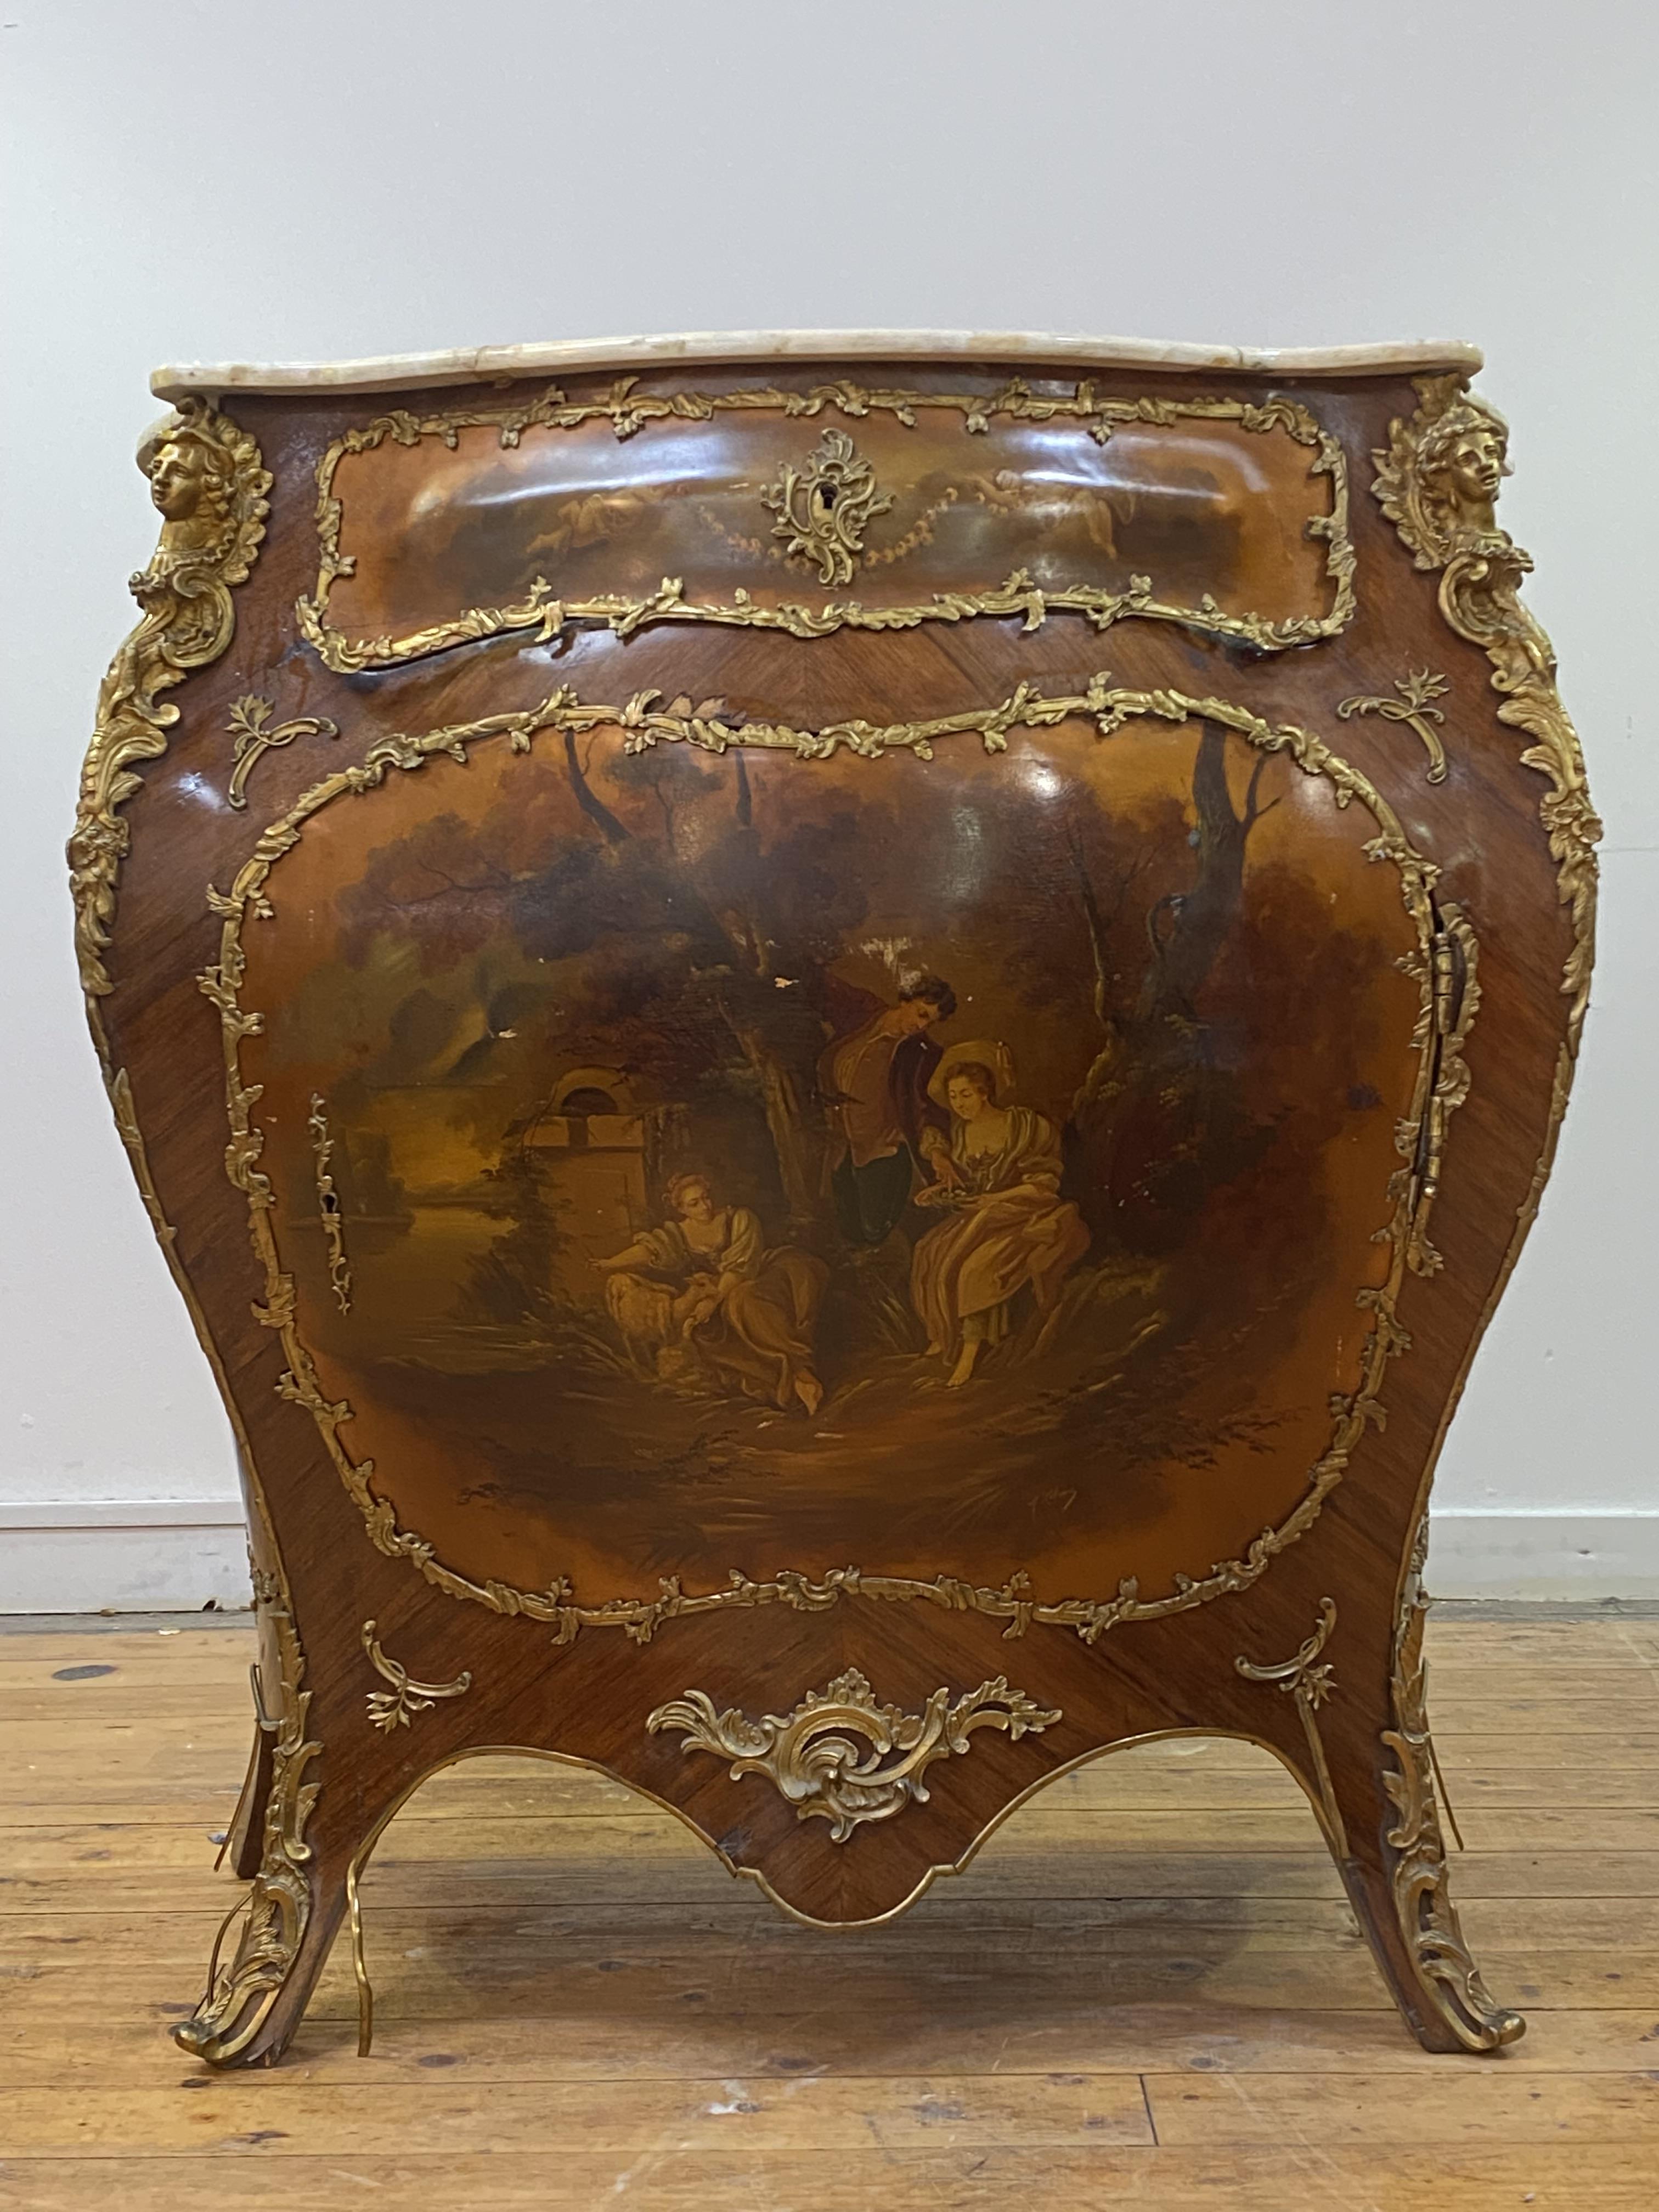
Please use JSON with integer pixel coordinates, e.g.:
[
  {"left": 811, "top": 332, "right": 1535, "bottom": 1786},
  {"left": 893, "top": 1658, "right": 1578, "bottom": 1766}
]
[{"left": 815, "top": 483, "right": 838, "bottom": 513}]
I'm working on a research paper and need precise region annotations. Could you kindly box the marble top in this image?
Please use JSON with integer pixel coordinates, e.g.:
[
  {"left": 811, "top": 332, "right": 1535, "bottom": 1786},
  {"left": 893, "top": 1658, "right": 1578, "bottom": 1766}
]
[{"left": 150, "top": 329, "right": 1483, "bottom": 402}]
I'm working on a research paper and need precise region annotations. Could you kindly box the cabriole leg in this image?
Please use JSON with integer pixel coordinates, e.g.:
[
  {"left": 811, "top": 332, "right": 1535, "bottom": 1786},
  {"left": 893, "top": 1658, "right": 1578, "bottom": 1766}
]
[
  {"left": 176, "top": 1589, "right": 347, "bottom": 2069},
  {"left": 1334, "top": 1541, "right": 1525, "bottom": 2055}
]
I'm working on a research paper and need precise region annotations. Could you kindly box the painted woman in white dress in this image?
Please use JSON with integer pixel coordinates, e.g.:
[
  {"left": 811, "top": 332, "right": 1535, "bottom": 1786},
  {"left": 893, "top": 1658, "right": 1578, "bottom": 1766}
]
[
  {"left": 597, "top": 1172, "right": 828, "bottom": 1415},
  {"left": 910, "top": 1044, "right": 1091, "bottom": 1388}
]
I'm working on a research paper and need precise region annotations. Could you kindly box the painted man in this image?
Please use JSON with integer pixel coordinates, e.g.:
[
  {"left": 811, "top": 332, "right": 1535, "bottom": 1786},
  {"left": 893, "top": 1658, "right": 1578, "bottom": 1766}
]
[{"left": 817, "top": 977, "right": 957, "bottom": 1248}]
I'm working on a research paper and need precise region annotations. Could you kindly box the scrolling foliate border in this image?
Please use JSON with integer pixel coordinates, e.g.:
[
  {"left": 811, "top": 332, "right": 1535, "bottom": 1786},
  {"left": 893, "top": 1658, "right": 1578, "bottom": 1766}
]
[
  {"left": 174, "top": 1566, "right": 321, "bottom": 2063},
  {"left": 65, "top": 402, "right": 324, "bottom": 2067},
  {"left": 1382, "top": 1516, "right": 1525, "bottom": 2050},
  {"left": 295, "top": 378, "right": 1356, "bottom": 671},
  {"left": 1372, "top": 376, "right": 1599, "bottom": 1054},
  {"left": 70, "top": 402, "right": 270, "bottom": 1001},
  {"left": 200, "top": 675, "right": 1471, "bottom": 1649},
  {"left": 1369, "top": 374, "right": 1595, "bottom": 2057}
]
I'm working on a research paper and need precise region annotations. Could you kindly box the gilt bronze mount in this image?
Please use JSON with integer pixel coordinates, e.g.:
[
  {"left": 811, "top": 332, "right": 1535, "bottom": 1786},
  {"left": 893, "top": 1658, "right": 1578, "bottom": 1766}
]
[{"left": 72, "top": 331, "right": 1592, "bottom": 2066}]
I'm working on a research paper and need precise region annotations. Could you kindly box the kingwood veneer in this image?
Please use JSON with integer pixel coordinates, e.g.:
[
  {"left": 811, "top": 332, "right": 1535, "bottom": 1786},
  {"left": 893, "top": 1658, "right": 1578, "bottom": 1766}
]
[{"left": 69, "top": 331, "right": 1597, "bottom": 2066}]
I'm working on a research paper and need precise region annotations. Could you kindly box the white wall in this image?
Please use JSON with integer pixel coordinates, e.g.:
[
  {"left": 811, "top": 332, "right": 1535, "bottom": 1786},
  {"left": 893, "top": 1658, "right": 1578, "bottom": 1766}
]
[{"left": 2, "top": 0, "right": 1655, "bottom": 1610}]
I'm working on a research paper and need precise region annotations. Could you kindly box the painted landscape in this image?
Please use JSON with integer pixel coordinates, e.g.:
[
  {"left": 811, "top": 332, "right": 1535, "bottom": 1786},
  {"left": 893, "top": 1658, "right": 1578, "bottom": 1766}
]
[{"left": 242, "top": 714, "right": 1420, "bottom": 1599}]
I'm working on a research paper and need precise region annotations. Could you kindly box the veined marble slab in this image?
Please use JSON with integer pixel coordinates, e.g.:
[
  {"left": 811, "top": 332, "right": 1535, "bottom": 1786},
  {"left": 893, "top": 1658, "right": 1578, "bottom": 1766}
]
[{"left": 150, "top": 328, "right": 1483, "bottom": 402}]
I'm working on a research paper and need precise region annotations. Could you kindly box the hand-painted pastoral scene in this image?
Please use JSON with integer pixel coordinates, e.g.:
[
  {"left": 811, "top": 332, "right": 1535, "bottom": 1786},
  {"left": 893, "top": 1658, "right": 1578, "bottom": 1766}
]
[{"left": 244, "top": 711, "right": 1424, "bottom": 1606}]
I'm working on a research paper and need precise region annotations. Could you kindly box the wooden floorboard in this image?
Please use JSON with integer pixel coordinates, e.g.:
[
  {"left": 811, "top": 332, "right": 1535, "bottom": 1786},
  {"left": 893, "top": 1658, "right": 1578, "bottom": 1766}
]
[{"left": 0, "top": 1618, "right": 1655, "bottom": 2208}]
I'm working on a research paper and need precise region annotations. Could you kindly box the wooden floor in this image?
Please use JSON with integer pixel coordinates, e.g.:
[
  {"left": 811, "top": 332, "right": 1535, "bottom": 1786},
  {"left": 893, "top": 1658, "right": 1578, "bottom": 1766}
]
[{"left": 1, "top": 1618, "right": 1656, "bottom": 2208}]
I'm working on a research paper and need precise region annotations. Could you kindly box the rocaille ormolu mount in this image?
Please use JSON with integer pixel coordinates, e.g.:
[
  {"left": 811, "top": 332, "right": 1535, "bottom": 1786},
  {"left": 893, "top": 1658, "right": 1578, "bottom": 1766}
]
[{"left": 70, "top": 330, "right": 1598, "bottom": 2066}]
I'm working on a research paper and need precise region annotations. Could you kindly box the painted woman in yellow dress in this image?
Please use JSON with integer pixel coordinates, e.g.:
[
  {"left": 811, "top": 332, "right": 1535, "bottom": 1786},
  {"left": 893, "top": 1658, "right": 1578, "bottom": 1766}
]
[{"left": 910, "top": 1045, "right": 1091, "bottom": 1387}]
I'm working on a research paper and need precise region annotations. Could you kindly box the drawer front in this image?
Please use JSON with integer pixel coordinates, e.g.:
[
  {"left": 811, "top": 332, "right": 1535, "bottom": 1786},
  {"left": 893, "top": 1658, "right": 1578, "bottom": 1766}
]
[{"left": 301, "top": 378, "right": 1352, "bottom": 670}]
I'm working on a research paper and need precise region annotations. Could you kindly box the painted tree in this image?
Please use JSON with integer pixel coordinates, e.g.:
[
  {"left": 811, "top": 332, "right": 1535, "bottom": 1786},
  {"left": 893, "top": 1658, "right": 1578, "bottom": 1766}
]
[
  {"left": 558, "top": 731, "right": 869, "bottom": 1231},
  {"left": 1034, "top": 724, "right": 1282, "bottom": 1248}
]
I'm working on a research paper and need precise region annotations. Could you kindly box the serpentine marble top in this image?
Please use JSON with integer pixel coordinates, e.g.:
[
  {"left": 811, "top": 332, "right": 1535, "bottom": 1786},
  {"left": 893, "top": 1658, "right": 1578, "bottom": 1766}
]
[{"left": 150, "top": 329, "right": 1484, "bottom": 402}]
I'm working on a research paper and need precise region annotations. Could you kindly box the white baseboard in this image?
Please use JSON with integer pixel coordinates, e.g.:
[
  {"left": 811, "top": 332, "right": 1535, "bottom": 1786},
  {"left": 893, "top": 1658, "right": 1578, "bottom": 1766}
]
[
  {"left": 0, "top": 1498, "right": 251, "bottom": 1615},
  {"left": 1425, "top": 1509, "right": 1659, "bottom": 1601},
  {"left": 3, "top": 1500, "right": 1656, "bottom": 1613}
]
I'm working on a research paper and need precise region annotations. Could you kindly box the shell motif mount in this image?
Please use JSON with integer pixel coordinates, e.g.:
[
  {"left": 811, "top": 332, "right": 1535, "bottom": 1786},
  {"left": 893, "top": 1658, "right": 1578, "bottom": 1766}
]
[{"left": 647, "top": 1667, "right": 1061, "bottom": 1841}]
